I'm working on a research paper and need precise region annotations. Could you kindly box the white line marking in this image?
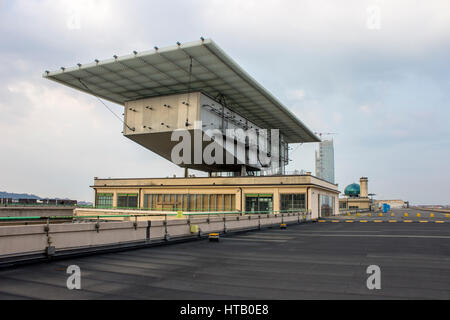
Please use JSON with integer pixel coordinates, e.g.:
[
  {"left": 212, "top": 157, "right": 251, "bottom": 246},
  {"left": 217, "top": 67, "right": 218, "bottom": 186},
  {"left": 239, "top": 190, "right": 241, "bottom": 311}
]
[
  {"left": 225, "top": 237, "right": 287, "bottom": 243},
  {"left": 295, "top": 234, "right": 450, "bottom": 239},
  {"left": 237, "top": 234, "right": 294, "bottom": 240}
]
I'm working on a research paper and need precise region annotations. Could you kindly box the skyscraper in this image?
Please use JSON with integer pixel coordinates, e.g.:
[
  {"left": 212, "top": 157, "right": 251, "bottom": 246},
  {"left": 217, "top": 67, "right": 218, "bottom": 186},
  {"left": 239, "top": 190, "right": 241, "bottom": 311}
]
[{"left": 315, "top": 139, "right": 335, "bottom": 183}]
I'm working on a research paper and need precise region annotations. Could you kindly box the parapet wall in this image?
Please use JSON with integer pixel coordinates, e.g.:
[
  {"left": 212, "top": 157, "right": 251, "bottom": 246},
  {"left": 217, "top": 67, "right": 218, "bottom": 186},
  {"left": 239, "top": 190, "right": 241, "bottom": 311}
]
[
  {"left": 0, "top": 206, "right": 75, "bottom": 218},
  {"left": 0, "top": 212, "right": 312, "bottom": 266}
]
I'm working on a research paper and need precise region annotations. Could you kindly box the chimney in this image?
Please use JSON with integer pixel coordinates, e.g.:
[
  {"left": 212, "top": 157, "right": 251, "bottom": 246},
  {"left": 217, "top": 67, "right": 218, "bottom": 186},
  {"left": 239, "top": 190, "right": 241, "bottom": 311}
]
[{"left": 360, "top": 177, "right": 368, "bottom": 198}]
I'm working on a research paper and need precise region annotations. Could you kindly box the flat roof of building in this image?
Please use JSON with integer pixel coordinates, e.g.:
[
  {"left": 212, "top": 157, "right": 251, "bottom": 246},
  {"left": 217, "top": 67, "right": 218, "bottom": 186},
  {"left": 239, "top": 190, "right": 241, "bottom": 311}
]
[
  {"left": 1, "top": 216, "right": 448, "bottom": 299},
  {"left": 43, "top": 38, "right": 319, "bottom": 143},
  {"left": 92, "top": 174, "right": 339, "bottom": 191}
]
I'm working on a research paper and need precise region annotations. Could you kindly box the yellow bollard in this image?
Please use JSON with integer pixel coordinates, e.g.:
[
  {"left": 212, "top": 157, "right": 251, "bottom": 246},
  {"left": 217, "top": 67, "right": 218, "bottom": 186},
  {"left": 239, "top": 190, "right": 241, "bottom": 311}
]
[
  {"left": 446, "top": 214, "right": 450, "bottom": 218},
  {"left": 379, "top": 213, "right": 383, "bottom": 217},
  {"left": 417, "top": 213, "right": 421, "bottom": 217},
  {"left": 404, "top": 212, "right": 408, "bottom": 217},
  {"left": 391, "top": 213, "right": 395, "bottom": 217},
  {"left": 368, "top": 213, "right": 372, "bottom": 217},
  {"left": 347, "top": 212, "right": 351, "bottom": 216},
  {"left": 430, "top": 213, "right": 435, "bottom": 218},
  {"left": 356, "top": 213, "right": 360, "bottom": 217}
]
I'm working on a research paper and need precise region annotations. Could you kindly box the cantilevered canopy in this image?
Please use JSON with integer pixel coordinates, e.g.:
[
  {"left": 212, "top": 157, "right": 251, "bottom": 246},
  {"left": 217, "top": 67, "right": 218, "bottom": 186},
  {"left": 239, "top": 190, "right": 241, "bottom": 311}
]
[{"left": 44, "top": 38, "right": 319, "bottom": 143}]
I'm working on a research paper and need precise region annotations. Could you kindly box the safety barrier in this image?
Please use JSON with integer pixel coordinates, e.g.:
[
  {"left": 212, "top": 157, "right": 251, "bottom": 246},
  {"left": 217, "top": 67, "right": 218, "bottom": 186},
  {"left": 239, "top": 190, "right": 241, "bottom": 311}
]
[{"left": 0, "top": 211, "right": 313, "bottom": 267}]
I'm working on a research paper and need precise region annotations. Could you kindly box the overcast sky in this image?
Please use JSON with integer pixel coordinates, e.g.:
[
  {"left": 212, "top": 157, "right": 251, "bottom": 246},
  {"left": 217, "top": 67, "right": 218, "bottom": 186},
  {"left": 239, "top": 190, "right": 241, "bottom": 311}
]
[{"left": 1, "top": 0, "right": 449, "bottom": 204}]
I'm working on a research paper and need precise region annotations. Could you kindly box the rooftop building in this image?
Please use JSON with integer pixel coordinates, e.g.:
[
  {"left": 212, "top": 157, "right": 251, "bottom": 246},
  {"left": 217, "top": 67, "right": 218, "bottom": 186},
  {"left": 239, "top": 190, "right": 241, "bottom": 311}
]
[
  {"left": 44, "top": 39, "right": 338, "bottom": 218},
  {"left": 44, "top": 38, "right": 319, "bottom": 176},
  {"left": 315, "top": 139, "right": 335, "bottom": 184}
]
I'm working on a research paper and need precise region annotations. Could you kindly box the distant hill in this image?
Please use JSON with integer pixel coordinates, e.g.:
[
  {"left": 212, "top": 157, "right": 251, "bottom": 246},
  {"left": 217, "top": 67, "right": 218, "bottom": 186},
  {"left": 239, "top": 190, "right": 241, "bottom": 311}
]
[{"left": 0, "top": 191, "right": 41, "bottom": 200}]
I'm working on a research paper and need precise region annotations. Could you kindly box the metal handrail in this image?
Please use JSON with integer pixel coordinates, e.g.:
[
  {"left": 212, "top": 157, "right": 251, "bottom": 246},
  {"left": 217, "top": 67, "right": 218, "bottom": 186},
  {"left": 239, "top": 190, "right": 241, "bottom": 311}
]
[{"left": 0, "top": 209, "right": 308, "bottom": 221}]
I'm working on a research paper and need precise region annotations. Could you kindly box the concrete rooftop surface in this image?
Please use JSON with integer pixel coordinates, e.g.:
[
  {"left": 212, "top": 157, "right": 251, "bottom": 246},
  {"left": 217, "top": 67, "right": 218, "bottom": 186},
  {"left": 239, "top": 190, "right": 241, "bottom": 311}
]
[{"left": 0, "top": 208, "right": 449, "bottom": 299}]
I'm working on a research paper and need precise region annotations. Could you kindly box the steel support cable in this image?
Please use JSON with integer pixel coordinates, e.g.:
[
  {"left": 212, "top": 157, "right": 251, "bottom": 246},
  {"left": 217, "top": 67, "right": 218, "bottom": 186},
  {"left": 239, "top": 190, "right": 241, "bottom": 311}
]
[
  {"left": 186, "top": 56, "right": 193, "bottom": 125},
  {"left": 77, "top": 78, "right": 134, "bottom": 132}
]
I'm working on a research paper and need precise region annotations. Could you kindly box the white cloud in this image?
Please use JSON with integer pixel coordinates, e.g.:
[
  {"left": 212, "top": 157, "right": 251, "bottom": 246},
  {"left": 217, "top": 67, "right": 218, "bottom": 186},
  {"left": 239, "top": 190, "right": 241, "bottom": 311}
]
[
  {"left": 288, "top": 89, "right": 305, "bottom": 100},
  {"left": 332, "top": 112, "right": 343, "bottom": 124},
  {"left": 1, "top": 0, "right": 450, "bottom": 204},
  {"left": 359, "top": 105, "right": 372, "bottom": 114},
  {"left": 0, "top": 79, "right": 185, "bottom": 200},
  {"left": 200, "top": 0, "right": 450, "bottom": 56}
]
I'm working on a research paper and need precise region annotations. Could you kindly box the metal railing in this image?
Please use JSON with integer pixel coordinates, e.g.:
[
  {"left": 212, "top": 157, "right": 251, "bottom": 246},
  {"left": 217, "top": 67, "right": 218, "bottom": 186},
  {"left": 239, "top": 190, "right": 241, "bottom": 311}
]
[{"left": 0, "top": 209, "right": 309, "bottom": 222}]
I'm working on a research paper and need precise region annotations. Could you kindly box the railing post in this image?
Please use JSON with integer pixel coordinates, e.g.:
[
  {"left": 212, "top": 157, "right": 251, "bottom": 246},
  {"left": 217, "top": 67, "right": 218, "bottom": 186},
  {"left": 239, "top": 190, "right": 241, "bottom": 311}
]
[
  {"left": 223, "top": 212, "right": 227, "bottom": 233},
  {"left": 146, "top": 220, "right": 151, "bottom": 241},
  {"left": 44, "top": 217, "right": 55, "bottom": 256},
  {"left": 95, "top": 216, "right": 100, "bottom": 232},
  {"left": 164, "top": 214, "right": 170, "bottom": 241}
]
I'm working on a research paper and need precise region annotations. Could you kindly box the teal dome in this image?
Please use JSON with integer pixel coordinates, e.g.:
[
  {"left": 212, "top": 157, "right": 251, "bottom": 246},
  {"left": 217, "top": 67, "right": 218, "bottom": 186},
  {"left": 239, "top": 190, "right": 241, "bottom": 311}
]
[{"left": 344, "top": 183, "right": 360, "bottom": 197}]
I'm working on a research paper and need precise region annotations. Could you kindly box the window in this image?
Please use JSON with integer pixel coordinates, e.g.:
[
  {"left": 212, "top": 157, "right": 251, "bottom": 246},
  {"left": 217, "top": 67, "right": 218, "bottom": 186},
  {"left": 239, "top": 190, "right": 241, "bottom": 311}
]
[
  {"left": 245, "top": 194, "right": 273, "bottom": 213},
  {"left": 280, "top": 194, "right": 306, "bottom": 212},
  {"left": 320, "top": 194, "right": 334, "bottom": 217},
  {"left": 202, "top": 194, "right": 209, "bottom": 211},
  {"left": 143, "top": 193, "right": 236, "bottom": 212},
  {"left": 117, "top": 193, "right": 138, "bottom": 208},
  {"left": 224, "top": 194, "right": 232, "bottom": 211},
  {"left": 339, "top": 201, "right": 347, "bottom": 209},
  {"left": 96, "top": 193, "right": 113, "bottom": 208}
]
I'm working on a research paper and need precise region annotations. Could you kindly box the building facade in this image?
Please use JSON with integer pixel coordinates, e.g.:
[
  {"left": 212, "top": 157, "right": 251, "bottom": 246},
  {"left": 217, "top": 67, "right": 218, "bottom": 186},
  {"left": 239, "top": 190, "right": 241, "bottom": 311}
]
[
  {"left": 44, "top": 39, "right": 339, "bottom": 219},
  {"left": 315, "top": 139, "right": 335, "bottom": 184},
  {"left": 93, "top": 174, "right": 339, "bottom": 219},
  {"left": 339, "top": 177, "right": 371, "bottom": 210}
]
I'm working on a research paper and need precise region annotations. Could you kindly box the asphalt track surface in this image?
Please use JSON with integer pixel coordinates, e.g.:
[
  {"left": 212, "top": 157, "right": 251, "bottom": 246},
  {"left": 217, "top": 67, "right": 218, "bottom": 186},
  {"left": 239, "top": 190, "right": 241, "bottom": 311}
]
[{"left": 0, "top": 208, "right": 448, "bottom": 299}]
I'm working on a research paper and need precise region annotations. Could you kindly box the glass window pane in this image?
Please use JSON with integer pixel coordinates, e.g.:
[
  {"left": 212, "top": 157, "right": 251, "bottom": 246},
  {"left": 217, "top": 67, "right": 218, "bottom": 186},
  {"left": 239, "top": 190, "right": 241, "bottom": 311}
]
[{"left": 97, "top": 193, "right": 113, "bottom": 208}]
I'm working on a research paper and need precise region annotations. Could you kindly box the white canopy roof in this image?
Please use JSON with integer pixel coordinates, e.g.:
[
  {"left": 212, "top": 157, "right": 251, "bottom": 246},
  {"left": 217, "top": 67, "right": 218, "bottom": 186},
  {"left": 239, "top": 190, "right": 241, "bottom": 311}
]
[{"left": 44, "top": 38, "right": 319, "bottom": 143}]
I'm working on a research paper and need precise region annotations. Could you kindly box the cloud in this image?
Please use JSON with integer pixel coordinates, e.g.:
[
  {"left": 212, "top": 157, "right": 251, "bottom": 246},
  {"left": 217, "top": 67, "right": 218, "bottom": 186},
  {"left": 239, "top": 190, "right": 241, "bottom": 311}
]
[
  {"left": 200, "top": 0, "right": 450, "bottom": 55},
  {"left": 0, "top": 0, "right": 449, "bottom": 204},
  {"left": 359, "top": 105, "right": 372, "bottom": 115},
  {"left": 288, "top": 89, "right": 306, "bottom": 100},
  {"left": 332, "top": 112, "right": 343, "bottom": 124}
]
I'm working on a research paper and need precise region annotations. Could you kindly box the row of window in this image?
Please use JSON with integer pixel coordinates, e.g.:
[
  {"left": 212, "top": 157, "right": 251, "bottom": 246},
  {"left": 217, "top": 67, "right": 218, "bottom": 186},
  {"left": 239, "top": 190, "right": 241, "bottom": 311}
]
[
  {"left": 96, "top": 193, "right": 139, "bottom": 209},
  {"left": 96, "top": 193, "right": 311, "bottom": 213},
  {"left": 144, "top": 194, "right": 236, "bottom": 212}
]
